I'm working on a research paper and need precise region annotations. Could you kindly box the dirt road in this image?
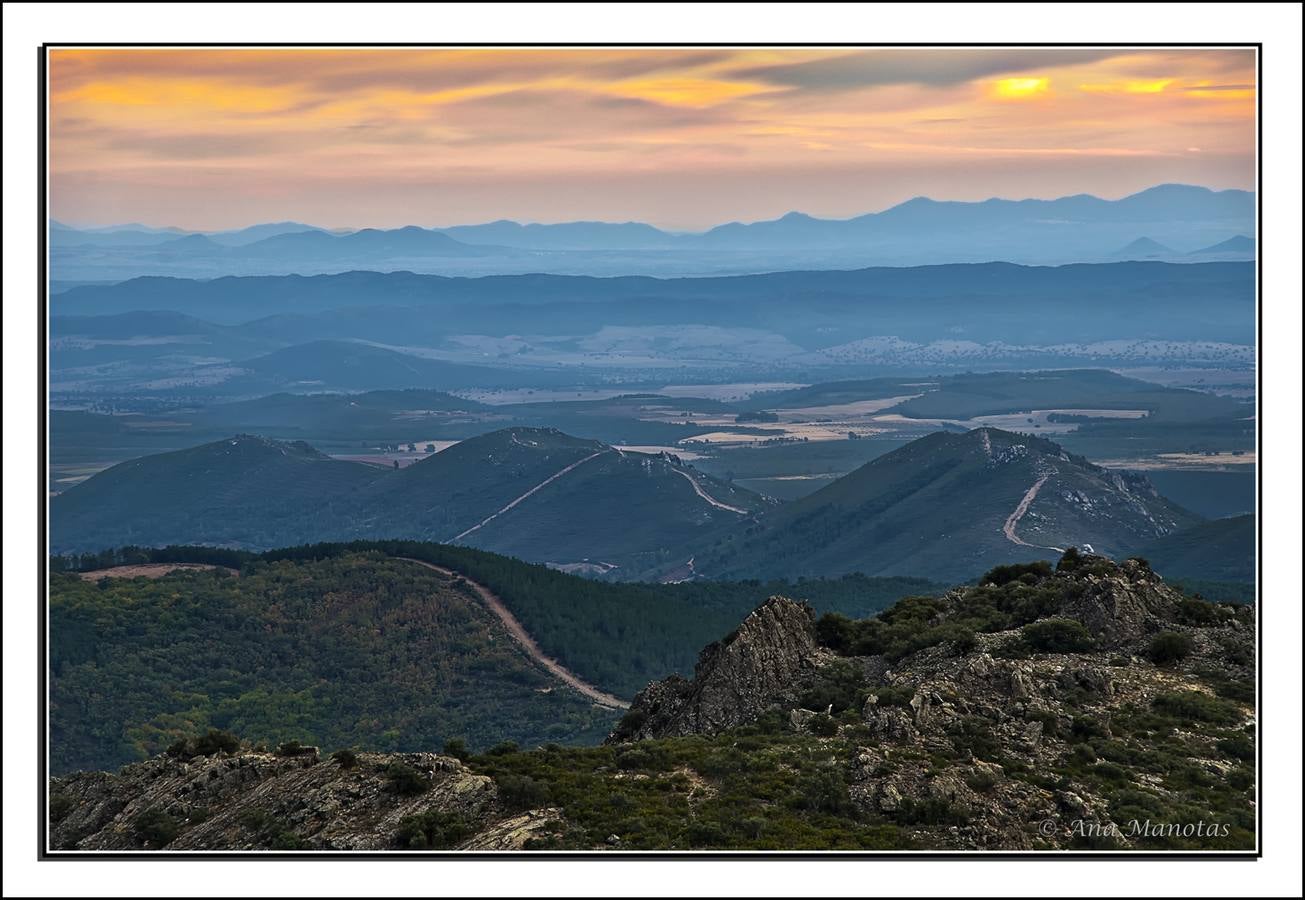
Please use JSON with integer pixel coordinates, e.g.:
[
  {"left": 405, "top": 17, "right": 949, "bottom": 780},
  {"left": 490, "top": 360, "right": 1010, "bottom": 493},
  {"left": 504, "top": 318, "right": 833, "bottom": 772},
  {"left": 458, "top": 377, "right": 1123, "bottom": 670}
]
[
  {"left": 395, "top": 557, "right": 630, "bottom": 710},
  {"left": 1001, "top": 475, "right": 1065, "bottom": 552},
  {"left": 451, "top": 450, "right": 608, "bottom": 542},
  {"left": 671, "top": 467, "right": 749, "bottom": 515}
]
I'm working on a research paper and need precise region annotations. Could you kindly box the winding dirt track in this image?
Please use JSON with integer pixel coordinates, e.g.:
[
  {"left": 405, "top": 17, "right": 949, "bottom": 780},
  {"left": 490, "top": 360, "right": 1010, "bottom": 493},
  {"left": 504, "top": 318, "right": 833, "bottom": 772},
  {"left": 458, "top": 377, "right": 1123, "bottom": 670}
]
[
  {"left": 450, "top": 450, "right": 608, "bottom": 542},
  {"left": 671, "top": 467, "right": 749, "bottom": 515},
  {"left": 395, "top": 557, "right": 629, "bottom": 710},
  {"left": 1001, "top": 475, "right": 1065, "bottom": 552}
]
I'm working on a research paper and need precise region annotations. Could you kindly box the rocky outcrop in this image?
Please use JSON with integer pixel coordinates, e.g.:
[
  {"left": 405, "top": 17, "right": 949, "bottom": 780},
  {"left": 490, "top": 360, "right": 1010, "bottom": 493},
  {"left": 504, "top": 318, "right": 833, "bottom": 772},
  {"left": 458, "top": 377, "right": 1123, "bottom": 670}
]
[
  {"left": 607, "top": 596, "right": 829, "bottom": 741},
  {"left": 1057, "top": 557, "right": 1179, "bottom": 645},
  {"left": 50, "top": 750, "right": 517, "bottom": 851},
  {"left": 605, "top": 553, "right": 1255, "bottom": 849},
  {"left": 51, "top": 554, "right": 1255, "bottom": 852}
]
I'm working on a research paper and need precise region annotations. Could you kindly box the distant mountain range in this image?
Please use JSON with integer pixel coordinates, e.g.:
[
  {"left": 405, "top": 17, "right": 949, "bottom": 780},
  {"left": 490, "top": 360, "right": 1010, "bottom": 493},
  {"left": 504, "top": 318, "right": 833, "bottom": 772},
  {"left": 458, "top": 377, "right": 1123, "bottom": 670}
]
[
  {"left": 1112, "top": 233, "right": 1255, "bottom": 262},
  {"left": 52, "top": 425, "right": 1251, "bottom": 586},
  {"left": 50, "top": 184, "right": 1256, "bottom": 280},
  {"left": 52, "top": 262, "right": 1255, "bottom": 352}
]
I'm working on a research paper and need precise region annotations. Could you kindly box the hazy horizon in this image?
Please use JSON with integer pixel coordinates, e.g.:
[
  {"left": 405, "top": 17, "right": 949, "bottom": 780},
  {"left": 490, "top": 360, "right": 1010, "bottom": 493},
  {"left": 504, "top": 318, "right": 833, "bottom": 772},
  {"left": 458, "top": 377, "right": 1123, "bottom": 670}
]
[{"left": 51, "top": 181, "right": 1254, "bottom": 235}]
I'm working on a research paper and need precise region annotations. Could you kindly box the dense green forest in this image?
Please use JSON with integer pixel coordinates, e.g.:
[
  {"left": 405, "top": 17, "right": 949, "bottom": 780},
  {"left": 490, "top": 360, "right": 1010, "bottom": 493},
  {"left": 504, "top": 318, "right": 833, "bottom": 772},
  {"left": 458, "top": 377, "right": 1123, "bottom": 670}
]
[
  {"left": 53, "top": 541, "right": 944, "bottom": 707},
  {"left": 50, "top": 554, "right": 619, "bottom": 774}
]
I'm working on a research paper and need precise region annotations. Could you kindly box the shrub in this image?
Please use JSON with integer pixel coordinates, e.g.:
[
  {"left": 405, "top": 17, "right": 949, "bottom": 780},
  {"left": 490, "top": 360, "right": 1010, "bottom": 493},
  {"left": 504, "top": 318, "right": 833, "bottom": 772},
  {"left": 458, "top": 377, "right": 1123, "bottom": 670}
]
[
  {"left": 797, "top": 660, "right": 868, "bottom": 714},
  {"left": 331, "top": 749, "right": 358, "bottom": 769},
  {"left": 870, "top": 684, "right": 917, "bottom": 708},
  {"left": 1147, "top": 632, "right": 1195, "bottom": 666},
  {"left": 981, "top": 561, "right": 1053, "bottom": 586},
  {"left": 808, "top": 714, "right": 839, "bottom": 737},
  {"left": 495, "top": 773, "right": 550, "bottom": 812},
  {"left": 788, "top": 767, "right": 856, "bottom": 816},
  {"left": 275, "top": 740, "right": 316, "bottom": 757},
  {"left": 965, "top": 770, "right": 998, "bottom": 793},
  {"left": 384, "top": 762, "right": 431, "bottom": 797},
  {"left": 814, "top": 613, "right": 856, "bottom": 653},
  {"left": 395, "top": 810, "right": 475, "bottom": 850},
  {"left": 897, "top": 797, "right": 970, "bottom": 826},
  {"left": 1021, "top": 618, "right": 1094, "bottom": 653},
  {"left": 191, "top": 729, "right": 241, "bottom": 757},
  {"left": 1152, "top": 691, "right": 1242, "bottom": 726},
  {"left": 267, "top": 830, "right": 307, "bottom": 850},
  {"left": 484, "top": 740, "right": 519, "bottom": 757},
  {"left": 1056, "top": 547, "right": 1084, "bottom": 572},
  {"left": 133, "top": 806, "right": 180, "bottom": 849},
  {"left": 1217, "top": 734, "right": 1255, "bottom": 763},
  {"left": 49, "top": 793, "right": 74, "bottom": 823},
  {"left": 442, "top": 738, "right": 470, "bottom": 761}
]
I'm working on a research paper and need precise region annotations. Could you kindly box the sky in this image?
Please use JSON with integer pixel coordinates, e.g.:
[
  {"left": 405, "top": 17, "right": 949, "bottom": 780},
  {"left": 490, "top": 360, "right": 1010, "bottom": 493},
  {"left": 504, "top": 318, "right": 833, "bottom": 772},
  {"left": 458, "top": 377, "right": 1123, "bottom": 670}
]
[{"left": 49, "top": 47, "right": 1257, "bottom": 231}]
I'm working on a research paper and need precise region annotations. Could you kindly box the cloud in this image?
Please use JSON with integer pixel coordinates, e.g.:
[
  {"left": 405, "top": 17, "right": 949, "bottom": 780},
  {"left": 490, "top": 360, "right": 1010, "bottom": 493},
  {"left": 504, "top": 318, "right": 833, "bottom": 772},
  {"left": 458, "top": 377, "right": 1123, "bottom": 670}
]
[
  {"left": 732, "top": 49, "right": 1124, "bottom": 91},
  {"left": 47, "top": 47, "right": 1257, "bottom": 229}
]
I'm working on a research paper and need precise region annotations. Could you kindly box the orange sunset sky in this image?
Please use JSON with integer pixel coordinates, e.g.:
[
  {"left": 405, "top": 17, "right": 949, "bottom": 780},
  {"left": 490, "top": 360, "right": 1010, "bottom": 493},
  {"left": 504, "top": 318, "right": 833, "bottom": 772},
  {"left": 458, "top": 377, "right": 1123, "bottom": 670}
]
[{"left": 48, "top": 47, "right": 1257, "bottom": 230}]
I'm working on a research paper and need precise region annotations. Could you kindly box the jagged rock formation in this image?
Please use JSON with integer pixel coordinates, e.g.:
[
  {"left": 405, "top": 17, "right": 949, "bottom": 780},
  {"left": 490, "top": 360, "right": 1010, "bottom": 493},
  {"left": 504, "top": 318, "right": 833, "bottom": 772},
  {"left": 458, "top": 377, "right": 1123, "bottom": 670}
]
[
  {"left": 50, "top": 750, "right": 559, "bottom": 852},
  {"left": 608, "top": 553, "right": 1256, "bottom": 850},
  {"left": 607, "top": 597, "right": 831, "bottom": 741}
]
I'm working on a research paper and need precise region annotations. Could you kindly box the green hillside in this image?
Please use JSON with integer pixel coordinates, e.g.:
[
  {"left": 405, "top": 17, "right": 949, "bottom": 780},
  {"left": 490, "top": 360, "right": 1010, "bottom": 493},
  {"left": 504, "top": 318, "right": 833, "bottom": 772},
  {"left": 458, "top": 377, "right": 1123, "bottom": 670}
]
[
  {"left": 1138, "top": 514, "right": 1254, "bottom": 585},
  {"left": 53, "top": 541, "right": 944, "bottom": 706},
  {"left": 49, "top": 553, "right": 617, "bottom": 774},
  {"left": 50, "top": 435, "right": 384, "bottom": 552},
  {"left": 50, "top": 428, "right": 772, "bottom": 568},
  {"left": 696, "top": 428, "right": 1201, "bottom": 583}
]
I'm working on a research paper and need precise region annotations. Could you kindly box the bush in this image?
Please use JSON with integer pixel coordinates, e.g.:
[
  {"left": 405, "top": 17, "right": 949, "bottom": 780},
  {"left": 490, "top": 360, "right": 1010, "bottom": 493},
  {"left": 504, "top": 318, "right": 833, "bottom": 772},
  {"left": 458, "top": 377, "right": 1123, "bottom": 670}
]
[
  {"left": 49, "top": 793, "right": 74, "bottom": 823},
  {"left": 191, "top": 729, "right": 241, "bottom": 757},
  {"left": 1021, "top": 618, "right": 1094, "bottom": 653},
  {"left": 869, "top": 684, "right": 917, "bottom": 708},
  {"left": 442, "top": 738, "right": 470, "bottom": 761},
  {"left": 133, "top": 806, "right": 180, "bottom": 849},
  {"left": 384, "top": 763, "right": 431, "bottom": 797},
  {"left": 496, "top": 773, "right": 550, "bottom": 812},
  {"left": 1217, "top": 734, "right": 1255, "bottom": 763},
  {"left": 1173, "top": 598, "right": 1228, "bottom": 627},
  {"left": 1056, "top": 547, "right": 1084, "bottom": 572},
  {"left": 275, "top": 740, "right": 316, "bottom": 757},
  {"left": 1147, "top": 632, "right": 1195, "bottom": 666},
  {"left": 1152, "top": 691, "right": 1242, "bottom": 726},
  {"left": 797, "top": 660, "right": 868, "bottom": 714},
  {"left": 808, "top": 714, "right": 839, "bottom": 737},
  {"left": 484, "top": 740, "right": 520, "bottom": 757},
  {"left": 331, "top": 749, "right": 358, "bottom": 769},
  {"left": 981, "top": 561, "right": 1053, "bottom": 586},
  {"left": 394, "top": 810, "right": 475, "bottom": 850}
]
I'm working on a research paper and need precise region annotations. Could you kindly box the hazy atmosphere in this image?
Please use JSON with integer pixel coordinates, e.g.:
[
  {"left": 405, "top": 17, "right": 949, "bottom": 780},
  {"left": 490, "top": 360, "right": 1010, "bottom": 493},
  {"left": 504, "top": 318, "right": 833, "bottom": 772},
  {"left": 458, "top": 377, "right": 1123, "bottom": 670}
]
[{"left": 44, "top": 44, "right": 1262, "bottom": 858}]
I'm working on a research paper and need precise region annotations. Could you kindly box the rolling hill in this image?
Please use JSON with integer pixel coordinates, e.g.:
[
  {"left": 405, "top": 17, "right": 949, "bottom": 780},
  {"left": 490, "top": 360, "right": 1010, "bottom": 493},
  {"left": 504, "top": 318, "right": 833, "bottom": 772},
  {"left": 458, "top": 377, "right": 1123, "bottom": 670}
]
[
  {"left": 694, "top": 427, "right": 1201, "bottom": 583},
  {"left": 50, "top": 428, "right": 773, "bottom": 570},
  {"left": 1136, "top": 514, "right": 1255, "bottom": 585},
  {"left": 48, "top": 553, "right": 618, "bottom": 774},
  {"left": 1189, "top": 234, "right": 1255, "bottom": 259},
  {"left": 52, "top": 262, "right": 1255, "bottom": 350},
  {"left": 355, "top": 429, "right": 772, "bottom": 565},
  {"left": 50, "top": 434, "right": 386, "bottom": 553},
  {"left": 1112, "top": 237, "right": 1175, "bottom": 260}
]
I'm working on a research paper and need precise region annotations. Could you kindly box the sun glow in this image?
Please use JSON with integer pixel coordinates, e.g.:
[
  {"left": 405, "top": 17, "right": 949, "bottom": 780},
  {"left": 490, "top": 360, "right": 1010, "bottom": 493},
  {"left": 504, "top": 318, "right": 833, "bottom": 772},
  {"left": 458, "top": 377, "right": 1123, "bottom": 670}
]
[{"left": 992, "top": 77, "right": 1049, "bottom": 99}]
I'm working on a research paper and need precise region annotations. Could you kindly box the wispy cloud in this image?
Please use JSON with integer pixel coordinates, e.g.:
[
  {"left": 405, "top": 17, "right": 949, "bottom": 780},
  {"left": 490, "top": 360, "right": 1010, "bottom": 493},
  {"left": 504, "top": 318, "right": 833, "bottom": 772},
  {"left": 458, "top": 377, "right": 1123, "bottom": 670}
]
[{"left": 49, "top": 48, "right": 1256, "bottom": 229}]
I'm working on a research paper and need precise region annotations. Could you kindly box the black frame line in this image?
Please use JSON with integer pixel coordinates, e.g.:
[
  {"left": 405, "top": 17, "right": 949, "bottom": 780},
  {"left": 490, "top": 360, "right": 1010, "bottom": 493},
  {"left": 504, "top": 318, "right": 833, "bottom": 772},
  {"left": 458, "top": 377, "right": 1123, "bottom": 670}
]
[{"left": 35, "top": 40, "right": 1264, "bottom": 862}]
